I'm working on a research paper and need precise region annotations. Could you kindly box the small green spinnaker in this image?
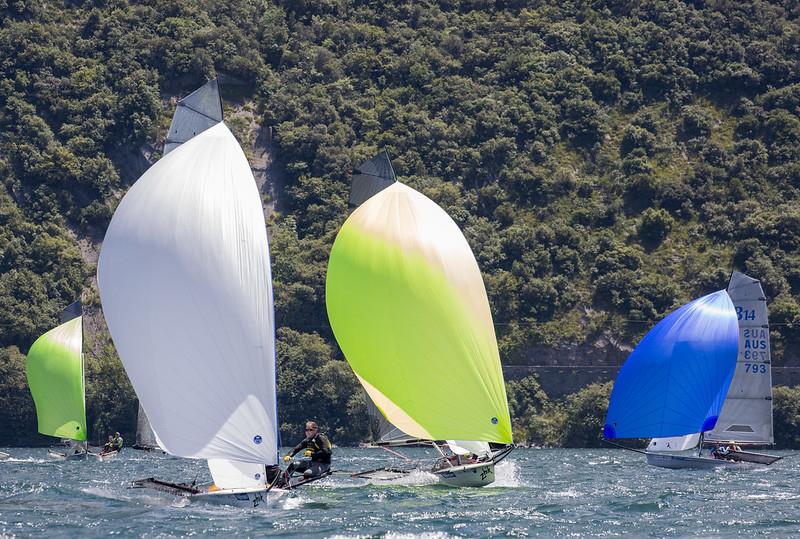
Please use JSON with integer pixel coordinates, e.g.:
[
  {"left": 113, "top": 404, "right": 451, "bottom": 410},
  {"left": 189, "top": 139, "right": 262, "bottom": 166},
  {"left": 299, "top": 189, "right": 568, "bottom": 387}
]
[
  {"left": 326, "top": 182, "right": 512, "bottom": 444},
  {"left": 26, "top": 303, "right": 86, "bottom": 441}
]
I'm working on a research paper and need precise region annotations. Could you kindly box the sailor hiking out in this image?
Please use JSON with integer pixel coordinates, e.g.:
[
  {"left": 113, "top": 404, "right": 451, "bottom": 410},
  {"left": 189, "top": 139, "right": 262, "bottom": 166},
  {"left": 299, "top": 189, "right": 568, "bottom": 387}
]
[{"left": 283, "top": 421, "right": 332, "bottom": 478}]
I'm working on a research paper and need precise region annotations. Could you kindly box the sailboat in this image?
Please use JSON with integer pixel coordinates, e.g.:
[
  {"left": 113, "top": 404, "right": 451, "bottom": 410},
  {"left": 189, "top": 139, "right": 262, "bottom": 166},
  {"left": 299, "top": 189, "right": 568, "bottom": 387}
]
[
  {"left": 645, "top": 272, "right": 781, "bottom": 468},
  {"left": 26, "top": 301, "right": 89, "bottom": 460},
  {"left": 604, "top": 274, "right": 777, "bottom": 468},
  {"left": 98, "top": 80, "right": 307, "bottom": 508},
  {"left": 326, "top": 151, "right": 514, "bottom": 487}
]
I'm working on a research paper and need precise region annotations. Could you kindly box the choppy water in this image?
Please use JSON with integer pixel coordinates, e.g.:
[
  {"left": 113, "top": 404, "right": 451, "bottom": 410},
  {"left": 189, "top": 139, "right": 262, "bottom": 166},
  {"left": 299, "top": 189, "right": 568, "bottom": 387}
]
[{"left": 0, "top": 447, "right": 798, "bottom": 537}]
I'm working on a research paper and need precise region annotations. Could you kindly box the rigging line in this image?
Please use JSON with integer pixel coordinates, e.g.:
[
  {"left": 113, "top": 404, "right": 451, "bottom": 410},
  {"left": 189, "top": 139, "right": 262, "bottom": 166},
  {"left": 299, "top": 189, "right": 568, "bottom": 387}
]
[{"left": 602, "top": 439, "right": 648, "bottom": 455}]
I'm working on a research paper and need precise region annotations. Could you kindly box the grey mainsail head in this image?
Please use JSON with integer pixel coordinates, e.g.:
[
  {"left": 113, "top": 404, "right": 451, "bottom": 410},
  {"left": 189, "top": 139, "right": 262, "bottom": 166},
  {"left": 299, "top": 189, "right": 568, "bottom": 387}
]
[
  {"left": 60, "top": 300, "right": 82, "bottom": 324},
  {"left": 366, "top": 395, "right": 416, "bottom": 444},
  {"left": 163, "top": 79, "right": 223, "bottom": 155},
  {"left": 706, "top": 271, "right": 774, "bottom": 444},
  {"left": 135, "top": 402, "right": 159, "bottom": 449},
  {"left": 349, "top": 150, "right": 398, "bottom": 206}
]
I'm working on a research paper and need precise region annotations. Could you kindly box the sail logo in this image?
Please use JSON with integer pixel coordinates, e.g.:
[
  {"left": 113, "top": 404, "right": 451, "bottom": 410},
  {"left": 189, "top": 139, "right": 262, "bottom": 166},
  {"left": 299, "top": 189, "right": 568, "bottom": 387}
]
[{"left": 253, "top": 435, "right": 263, "bottom": 445}]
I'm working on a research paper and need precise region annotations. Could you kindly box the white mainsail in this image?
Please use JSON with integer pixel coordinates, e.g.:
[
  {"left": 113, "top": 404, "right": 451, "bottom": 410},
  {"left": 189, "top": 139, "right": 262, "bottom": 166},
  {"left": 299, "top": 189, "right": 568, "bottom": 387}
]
[
  {"left": 98, "top": 121, "right": 277, "bottom": 471},
  {"left": 706, "top": 272, "right": 774, "bottom": 444}
]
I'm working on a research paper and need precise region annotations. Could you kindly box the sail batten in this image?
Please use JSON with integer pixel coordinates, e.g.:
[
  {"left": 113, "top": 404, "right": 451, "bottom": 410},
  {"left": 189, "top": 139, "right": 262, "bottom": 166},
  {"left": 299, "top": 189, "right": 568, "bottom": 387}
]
[
  {"left": 327, "top": 182, "right": 512, "bottom": 444},
  {"left": 98, "top": 122, "right": 277, "bottom": 464}
]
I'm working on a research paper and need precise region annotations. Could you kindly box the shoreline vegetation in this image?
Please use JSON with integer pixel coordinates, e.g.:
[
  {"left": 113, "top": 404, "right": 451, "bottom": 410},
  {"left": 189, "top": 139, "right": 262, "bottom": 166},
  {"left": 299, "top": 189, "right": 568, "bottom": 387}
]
[{"left": 1, "top": 2, "right": 799, "bottom": 447}]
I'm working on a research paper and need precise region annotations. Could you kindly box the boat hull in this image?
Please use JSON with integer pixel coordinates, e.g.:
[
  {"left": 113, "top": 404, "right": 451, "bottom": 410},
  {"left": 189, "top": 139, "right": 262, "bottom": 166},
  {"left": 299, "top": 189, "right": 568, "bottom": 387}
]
[
  {"left": 647, "top": 452, "right": 743, "bottom": 469},
  {"left": 48, "top": 449, "right": 87, "bottom": 461},
  {"left": 89, "top": 450, "right": 119, "bottom": 461},
  {"left": 646, "top": 449, "right": 782, "bottom": 469},
  {"left": 191, "top": 487, "right": 288, "bottom": 509},
  {"left": 434, "top": 461, "right": 495, "bottom": 487}
]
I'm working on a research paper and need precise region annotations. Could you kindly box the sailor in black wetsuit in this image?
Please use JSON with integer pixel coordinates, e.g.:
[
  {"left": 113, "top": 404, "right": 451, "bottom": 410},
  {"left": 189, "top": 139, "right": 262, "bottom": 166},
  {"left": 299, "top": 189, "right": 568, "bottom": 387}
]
[{"left": 283, "top": 421, "right": 332, "bottom": 479}]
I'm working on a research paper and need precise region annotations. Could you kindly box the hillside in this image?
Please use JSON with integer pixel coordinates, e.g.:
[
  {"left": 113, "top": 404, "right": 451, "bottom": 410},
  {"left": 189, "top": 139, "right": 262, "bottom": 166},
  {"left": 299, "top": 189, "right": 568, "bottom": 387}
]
[{"left": 1, "top": 1, "right": 799, "bottom": 446}]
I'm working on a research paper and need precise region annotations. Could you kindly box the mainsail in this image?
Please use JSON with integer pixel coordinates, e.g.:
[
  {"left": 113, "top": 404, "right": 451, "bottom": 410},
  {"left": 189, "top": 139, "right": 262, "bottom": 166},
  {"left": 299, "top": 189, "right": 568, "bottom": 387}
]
[
  {"left": 326, "top": 181, "right": 512, "bottom": 444},
  {"left": 604, "top": 290, "right": 739, "bottom": 439},
  {"left": 135, "top": 403, "right": 160, "bottom": 450},
  {"left": 26, "top": 301, "right": 86, "bottom": 441},
  {"left": 706, "top": 272, "right": 774, "bottom": 444},
  {"left": 163, "top": 79, "right": 223, "bottom": 155},
  {"left": 98, "top": 118, "right": 277, "bottom": 471},
  {"left": 366, "top": 397, "right": 415, "bottom": 444},
  {"left": 349, "top": 150, "right": 397, "bottom": 206}
]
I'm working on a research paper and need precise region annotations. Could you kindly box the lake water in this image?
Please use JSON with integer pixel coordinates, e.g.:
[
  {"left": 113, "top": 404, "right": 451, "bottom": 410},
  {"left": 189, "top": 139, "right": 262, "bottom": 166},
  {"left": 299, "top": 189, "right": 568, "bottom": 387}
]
[{"left": 0, "top": 447, "right": 798, "bottom": 537}]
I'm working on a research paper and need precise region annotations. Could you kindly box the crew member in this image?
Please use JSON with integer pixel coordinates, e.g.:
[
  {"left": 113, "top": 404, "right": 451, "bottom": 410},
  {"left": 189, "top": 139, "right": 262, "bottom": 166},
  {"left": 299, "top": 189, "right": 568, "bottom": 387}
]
[{"left": 283, "top": 421, "right": 332, "bottom": 479}]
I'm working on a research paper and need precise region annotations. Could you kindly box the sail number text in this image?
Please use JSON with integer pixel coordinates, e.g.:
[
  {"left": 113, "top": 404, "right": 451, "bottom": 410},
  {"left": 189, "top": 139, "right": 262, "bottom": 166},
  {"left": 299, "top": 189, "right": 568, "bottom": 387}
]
[
  {"left": 744, "top": 363, "right": 767, "bottom": 374},
  {"left": 736, "top": 307, "right": 757, "bottom": 320}
]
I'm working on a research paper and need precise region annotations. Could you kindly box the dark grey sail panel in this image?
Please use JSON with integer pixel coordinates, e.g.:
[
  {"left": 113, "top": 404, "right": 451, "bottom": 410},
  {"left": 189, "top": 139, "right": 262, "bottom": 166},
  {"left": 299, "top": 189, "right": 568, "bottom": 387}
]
[
  {"left": 163, "top": 79, "right": 223, "bottom": 155},
  {"left": 349, "top": 150, "right": 398, "bottom": 206},
  {"left": 366, "top": 395, "right": 416, "bottom": 444},
  {"left": 60, "top": 300, "right": 82, "bottom": 324},
  {"left": 706, "top": 271, "right": 773, "bottom": 444},
  {"left": 135, "top": 403, "right": 159, "bottom": 449}
]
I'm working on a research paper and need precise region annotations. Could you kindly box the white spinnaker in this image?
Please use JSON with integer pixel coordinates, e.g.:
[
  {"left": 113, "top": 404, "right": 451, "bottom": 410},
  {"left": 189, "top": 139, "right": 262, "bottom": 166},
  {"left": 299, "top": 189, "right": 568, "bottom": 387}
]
[
  {"left": 706, "top": 272, "right": 773, "bottom": 444},
  {"left": 647, "top": 434, "right": 700, "bottom": 452},
  {"left": 207, "top": 459, "right": 267, "bottom": 490},
  {"left": 98, "top": 122, "right": 277, "bottom": 464},
  {"left": 447, "top": 440, "right": 491, "bottom": 457}
]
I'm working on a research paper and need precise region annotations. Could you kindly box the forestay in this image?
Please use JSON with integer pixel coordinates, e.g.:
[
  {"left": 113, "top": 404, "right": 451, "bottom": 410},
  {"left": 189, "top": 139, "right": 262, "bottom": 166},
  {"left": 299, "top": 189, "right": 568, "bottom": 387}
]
[
  {"left": 706, "top": 272, "right": 774, "bottom": 444},
  {"left": 98, "top": 122, "right": 277, "bottom": 464},
  {"left": 604, "top": 290, "right": 739, "bottom": 439},
  {"left": 25, "top": 302, "right": 86, "bottom": 441},
  {"left": 326, "top": 182, "right": 512, "bottom": 444}
]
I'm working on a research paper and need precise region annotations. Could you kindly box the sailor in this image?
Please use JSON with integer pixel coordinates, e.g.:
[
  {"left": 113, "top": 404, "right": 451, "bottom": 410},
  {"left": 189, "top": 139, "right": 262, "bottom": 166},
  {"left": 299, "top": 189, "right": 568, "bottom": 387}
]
[
  {"left": 283, "top": 421, "right": 332, "bottom": 479},
  {"left": 102, "top": 435, "right": 115, "bottom": 454},
  {"left": 112, "top": 432, "right": 124, "bottom": 451}
]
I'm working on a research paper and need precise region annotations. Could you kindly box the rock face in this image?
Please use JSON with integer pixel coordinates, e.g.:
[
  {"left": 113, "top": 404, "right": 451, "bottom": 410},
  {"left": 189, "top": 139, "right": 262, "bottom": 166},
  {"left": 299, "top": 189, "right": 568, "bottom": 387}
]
[
  {"left": 504, "top": 334, "right": 800, "bottom": 398},
  {"left": 503, "top": 333, "right": 632, "bottom": 398}
]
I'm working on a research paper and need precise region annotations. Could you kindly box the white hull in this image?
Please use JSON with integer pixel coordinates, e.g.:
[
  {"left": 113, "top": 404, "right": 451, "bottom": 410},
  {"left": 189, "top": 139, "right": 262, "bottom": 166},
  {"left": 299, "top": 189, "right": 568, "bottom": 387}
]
[
  {"left": 191, "top": 486, "right": 288, "bottom": 509},
  {"left": 89, "top": 450, "right": 119, "bottom": 461},
  {"left": 433, "top": 461, "right": 495, "bottom": 487},
  {"left": 48, "top": 449, "right": 88, "bottom": 461},
  {"left": 646, "top": 452, "right": 741, "bottom": 469}
]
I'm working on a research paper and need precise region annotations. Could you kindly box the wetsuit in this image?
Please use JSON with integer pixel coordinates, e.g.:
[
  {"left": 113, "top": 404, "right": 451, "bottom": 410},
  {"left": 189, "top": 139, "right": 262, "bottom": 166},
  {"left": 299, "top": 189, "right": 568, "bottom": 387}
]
[{"left": 287, "top": 432, "right": 332, "bottom": 478}]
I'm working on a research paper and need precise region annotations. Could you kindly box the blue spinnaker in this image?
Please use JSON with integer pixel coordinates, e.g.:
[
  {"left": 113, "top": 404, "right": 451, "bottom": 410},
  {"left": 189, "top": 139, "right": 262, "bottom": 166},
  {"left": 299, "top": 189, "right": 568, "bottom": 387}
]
[{"left": 604, "top": 290, "right": 738, "bottom": 439}]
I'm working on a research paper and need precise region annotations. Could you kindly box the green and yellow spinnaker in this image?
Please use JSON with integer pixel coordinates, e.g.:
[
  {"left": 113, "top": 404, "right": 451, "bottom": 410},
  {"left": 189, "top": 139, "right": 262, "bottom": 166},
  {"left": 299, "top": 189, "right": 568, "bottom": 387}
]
[
  {"left": 26, "top": 315, "right": 86, "bottom": 441},
  {"left": 326, "top": 182, "right": 512, "bottom": 444}
]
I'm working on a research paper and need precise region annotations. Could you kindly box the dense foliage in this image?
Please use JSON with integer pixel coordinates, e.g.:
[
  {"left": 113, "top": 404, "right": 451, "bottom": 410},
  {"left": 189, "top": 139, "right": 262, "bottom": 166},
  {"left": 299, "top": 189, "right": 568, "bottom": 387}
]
[{"left": 1, "top": 1, "right": 799, "bottom": 445}]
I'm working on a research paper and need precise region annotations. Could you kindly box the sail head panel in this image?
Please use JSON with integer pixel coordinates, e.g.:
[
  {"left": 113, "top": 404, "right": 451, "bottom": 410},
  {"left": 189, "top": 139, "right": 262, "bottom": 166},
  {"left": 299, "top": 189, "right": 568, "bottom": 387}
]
[
  {"left": 164, "top": 79, "right": 223, "bottom": 155},
  {"left": 349, "top": 150, "right": 398, "bottom": 206}
]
